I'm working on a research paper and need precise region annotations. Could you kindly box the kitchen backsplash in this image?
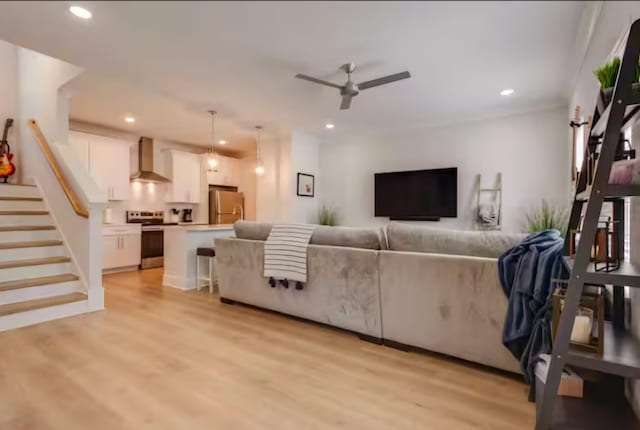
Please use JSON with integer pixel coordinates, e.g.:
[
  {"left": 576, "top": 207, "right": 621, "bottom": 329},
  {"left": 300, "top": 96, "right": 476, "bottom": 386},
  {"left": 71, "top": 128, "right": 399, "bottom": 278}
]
[{"left": 106, "top": 181, "right": 205, "bottom": 224}]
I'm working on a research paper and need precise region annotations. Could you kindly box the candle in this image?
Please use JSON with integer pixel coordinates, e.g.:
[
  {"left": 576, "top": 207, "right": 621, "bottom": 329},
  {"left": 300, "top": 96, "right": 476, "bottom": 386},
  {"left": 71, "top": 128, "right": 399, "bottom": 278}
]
[{"left": 571, "top": 315, "right": 592, "bottom": 344}]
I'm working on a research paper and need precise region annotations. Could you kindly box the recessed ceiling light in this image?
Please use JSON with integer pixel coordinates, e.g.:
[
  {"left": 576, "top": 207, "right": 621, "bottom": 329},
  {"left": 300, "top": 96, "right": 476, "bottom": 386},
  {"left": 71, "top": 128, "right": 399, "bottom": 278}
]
[
  {"left": 325, "top": 123, "right": 335, "bottom": 129},
  {"left": 69, "top": 5, "right": 92, "bottom": 19},
  {"left": 124, "top": 116, "right": 136, "bottom": 123},
  {"left": 219, "top": 140, "right": 227, "bottom": 145},
  {"left": 500, "top": 88, "right": 515, "bottom": 96}
]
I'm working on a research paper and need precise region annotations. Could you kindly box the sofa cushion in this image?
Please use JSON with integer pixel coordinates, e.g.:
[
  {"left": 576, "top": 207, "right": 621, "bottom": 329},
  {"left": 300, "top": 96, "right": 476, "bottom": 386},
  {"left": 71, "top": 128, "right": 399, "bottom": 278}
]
[
  {"left": 234, "top": 221, "right": 273, "bottom": 241},
  {"left": 311, "top": 225, "right": 383, "bottom": 250},
  {"left": 233, "top": 221, "right": 383, "bottom": 250},
  {"left": 386, "top": 222, "right": 526, "bottom": 258}
]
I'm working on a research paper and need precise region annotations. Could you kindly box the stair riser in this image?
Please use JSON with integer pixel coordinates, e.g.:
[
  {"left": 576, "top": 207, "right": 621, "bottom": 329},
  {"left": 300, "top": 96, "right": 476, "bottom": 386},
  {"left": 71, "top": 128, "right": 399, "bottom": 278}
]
[
  {"left": 0, "top": 200, "right": 45, "bottom": 211},
  {"left": 0, "top": 263, "right": 72, "bottom": 283},
  {"left": 0, "top": 299, "right": 88, "bottom": 332},
  {"left": 0, "top": 186, "right": 39, "bottom": 199},
  {"left": 0, "top": 215, "right": 53, "bottom": 226},
  {"left": 0, "top": 280, "right": 82, "bottom": 305},
  {"left": 0, "top": 230, "right": 60, "bottom": 242},
  {"left": 0, "top": 246, "right": 66, "bottom": 261}
]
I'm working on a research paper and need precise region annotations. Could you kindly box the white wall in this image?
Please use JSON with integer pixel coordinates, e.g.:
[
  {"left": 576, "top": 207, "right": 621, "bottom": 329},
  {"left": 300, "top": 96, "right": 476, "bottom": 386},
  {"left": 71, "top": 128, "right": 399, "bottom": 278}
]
[
  {"left": 290, "top": 132, "right": 321, "bottom": 224},
  {"left": 255, "top": 132, "right": 291, "bottom": 222},
  {"left": 254, "top": 131, "right": 322, "bottom": 224},
  {"left": 17, "top": 48, "right": 106, "bottom": 310},
  {"left": 0, "top": 41, "right": 18, "bottom": 175},
  {"left": 319, "top": 106, "right": 570, "bottom": 233}
]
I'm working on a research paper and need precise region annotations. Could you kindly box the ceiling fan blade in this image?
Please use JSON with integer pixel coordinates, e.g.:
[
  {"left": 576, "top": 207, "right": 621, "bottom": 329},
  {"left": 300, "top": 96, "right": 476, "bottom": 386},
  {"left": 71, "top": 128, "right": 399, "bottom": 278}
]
[
  {"left": 295, "top": 74, "right": 343, "bottom": 89},
  {"left": 340, "top": 95, "right": 352, "bottom": 110},
  {"left": 358, "top": 71, "right": 411, "bottom": 90}
]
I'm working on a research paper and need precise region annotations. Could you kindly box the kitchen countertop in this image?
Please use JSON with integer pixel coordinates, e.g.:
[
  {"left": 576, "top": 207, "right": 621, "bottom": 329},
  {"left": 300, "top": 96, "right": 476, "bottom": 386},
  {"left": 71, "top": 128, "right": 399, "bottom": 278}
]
[{"left": 165, "top": 224, "right": 235, "bottom": 232}]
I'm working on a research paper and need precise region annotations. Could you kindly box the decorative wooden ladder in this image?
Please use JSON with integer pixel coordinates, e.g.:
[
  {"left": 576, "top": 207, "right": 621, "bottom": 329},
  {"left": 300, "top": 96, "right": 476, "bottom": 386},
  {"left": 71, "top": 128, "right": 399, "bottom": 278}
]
[{"left": 535, "top": 18, "right": 640, "bottom": 429}]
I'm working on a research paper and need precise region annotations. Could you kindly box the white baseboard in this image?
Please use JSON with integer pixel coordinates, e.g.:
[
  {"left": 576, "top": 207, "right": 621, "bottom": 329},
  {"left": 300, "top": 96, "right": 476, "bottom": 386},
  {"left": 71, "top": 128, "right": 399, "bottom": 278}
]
[{"left": 162, "top": 272, "right": 196, "bottom": 290}]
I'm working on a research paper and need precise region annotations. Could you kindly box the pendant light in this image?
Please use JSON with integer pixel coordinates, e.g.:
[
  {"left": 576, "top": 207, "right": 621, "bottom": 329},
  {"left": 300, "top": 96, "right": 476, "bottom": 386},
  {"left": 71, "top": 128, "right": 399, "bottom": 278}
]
[
  {"left": 207, "top": 110, "right": 218, "bottom": 169},
  {"left": 255, "top": 125, "right": 265, "bottom": 175}
]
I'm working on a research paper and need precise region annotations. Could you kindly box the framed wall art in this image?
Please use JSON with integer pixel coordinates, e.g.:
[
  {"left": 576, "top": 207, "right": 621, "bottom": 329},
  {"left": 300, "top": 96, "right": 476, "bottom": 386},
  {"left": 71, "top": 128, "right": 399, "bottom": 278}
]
[{"left": 297, "top": 173, "right": 315, "bottom": 197}]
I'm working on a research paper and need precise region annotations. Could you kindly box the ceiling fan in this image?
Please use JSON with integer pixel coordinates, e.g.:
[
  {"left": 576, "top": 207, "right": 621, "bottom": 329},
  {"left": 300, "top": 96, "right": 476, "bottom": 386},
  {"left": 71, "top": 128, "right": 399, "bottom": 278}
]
[{"left": 295, "top": 63, "right": 411, "bottom": 110}]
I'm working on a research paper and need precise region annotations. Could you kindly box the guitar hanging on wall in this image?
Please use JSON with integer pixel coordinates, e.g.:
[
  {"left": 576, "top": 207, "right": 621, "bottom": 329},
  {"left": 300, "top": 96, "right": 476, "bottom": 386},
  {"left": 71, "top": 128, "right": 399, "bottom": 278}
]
[{"left": 0, "top": 118, "right": 15, "bottom": 183}]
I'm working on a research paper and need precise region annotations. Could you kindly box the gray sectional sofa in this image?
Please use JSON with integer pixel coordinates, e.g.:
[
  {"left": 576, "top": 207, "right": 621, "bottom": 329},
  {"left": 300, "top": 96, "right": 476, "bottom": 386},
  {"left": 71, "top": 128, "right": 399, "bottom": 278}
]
[{"left": 215, "top": 221, "right": 525, "bottom": 374}]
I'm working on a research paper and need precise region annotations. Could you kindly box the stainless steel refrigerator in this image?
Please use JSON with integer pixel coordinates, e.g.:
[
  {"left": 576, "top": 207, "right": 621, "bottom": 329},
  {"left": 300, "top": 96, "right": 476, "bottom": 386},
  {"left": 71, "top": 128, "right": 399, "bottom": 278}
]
[{"left": 209, "top": 189, "right": 244, "bottom": 224}]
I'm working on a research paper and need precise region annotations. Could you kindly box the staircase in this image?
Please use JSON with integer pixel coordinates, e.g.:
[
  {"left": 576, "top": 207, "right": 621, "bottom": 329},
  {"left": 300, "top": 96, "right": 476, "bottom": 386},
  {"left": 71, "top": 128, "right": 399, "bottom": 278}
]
[{"left": 0, "top": 183, "right": 88, "bottom": 331}]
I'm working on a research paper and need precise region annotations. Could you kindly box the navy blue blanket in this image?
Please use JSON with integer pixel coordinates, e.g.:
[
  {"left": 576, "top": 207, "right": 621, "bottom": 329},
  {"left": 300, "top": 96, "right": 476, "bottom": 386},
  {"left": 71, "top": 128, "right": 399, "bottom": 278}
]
[{"left": 498, "top": 229, "right": 567, "bottom": 386}]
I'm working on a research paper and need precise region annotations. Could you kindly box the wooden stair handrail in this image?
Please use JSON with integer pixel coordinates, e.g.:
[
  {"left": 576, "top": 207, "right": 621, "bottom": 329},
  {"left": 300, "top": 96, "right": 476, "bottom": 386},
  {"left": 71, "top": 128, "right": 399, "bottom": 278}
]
[{"left": 27, "top": 119, "right": 89, "bottom": 218}]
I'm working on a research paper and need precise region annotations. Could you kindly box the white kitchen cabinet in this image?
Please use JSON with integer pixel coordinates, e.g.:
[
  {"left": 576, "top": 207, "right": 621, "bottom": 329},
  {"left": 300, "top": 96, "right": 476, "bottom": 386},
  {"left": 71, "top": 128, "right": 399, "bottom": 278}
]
[
  {"left": 206, "top": 155, "right": 242, "bottom": 186},
  {"left": 102, "top": 225, "right": 141, "bottom": 271},
  {"left": 89, "top": 136, "right": 130, "bottom": 201},
  {"left": 69, "top": 131, "right": 131, "bottom": 201},
  {"left": 167, "top": 150, "right": 201, "bottom": 203}
]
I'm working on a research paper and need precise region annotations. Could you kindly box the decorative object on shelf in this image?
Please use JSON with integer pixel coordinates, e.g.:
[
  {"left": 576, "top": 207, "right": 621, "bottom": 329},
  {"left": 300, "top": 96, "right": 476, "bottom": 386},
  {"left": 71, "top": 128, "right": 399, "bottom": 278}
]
[
  {"left": 318, "top": 205, "right": 338, "bottom": 226},
  {"left": 593, "top": 217, "right": 620, "bottom": 272},
  {"left": 525, "top": 200, "right": 569, "bottom": 236},
  {"left": 207, "top": 110, "right": 218, "bottom": 170},
  {"left": 296, "top": 173, "right": 315, "bottom": 197},
  {"left": 552, "top": 287, "right": 604, "bottom": 354},
  {"left": 593, "top": 56, "right": 640, "bottom": 115},
  {"left": 535, "top": 354, "right": 583, "bottom": 399},
  {"left": 475, "top": 173, "right": 501, "bottom": 230},
  {"left": 254, "top": 125, "right": 264, "bottom": 176},
  {"left": 0, "top": 118, "right": 15, "bottom": 183},
  {"left": 568, "top": 212, "right": 621, "bottom": 273},
  {"left": 586, "top": 134, "right": 636, "bottom": 186}
]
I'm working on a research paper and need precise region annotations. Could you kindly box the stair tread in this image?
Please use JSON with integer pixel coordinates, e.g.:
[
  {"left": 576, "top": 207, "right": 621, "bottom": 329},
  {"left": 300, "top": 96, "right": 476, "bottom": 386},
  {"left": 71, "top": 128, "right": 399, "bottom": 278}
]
[
  {"left": 0, "top": 273, "right": 79, "bottom": 292},
  {"left": 0, "top": 211, "right": 48, "bottom": 215},
  {"left": 0, "top": 292, "right": 86, "bottom": 317},
  {"left": 0, "top": 256, "right": 71, "bottom": 270},
  {"left": 0, "top": 196, "right": 43, "bottom": 201},
  {"left": 0, "top": 226, "right": 56, "bottom": 232},
  {"left": 0, "top": 240, "right": 63, "bottom": 249}
]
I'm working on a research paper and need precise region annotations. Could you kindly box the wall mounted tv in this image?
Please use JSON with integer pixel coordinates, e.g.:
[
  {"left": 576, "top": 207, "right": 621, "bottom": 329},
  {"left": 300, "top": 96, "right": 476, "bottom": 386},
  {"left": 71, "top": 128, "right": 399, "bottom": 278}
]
[{"left": 374, "top": 167, "right": 457, "bottom": 221}]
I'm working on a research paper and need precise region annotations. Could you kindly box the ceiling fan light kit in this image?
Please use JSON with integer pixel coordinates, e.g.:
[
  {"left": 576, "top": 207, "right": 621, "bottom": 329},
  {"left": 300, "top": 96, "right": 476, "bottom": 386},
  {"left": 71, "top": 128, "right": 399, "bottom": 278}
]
[{"left": 295, "top": 62, "right": 411, "bottom": 110}]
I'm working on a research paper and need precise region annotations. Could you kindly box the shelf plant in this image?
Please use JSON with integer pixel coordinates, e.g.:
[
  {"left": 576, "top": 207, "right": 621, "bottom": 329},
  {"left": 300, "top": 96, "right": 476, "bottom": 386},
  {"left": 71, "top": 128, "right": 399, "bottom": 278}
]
[{"left": 594, "top": 57, "right": 640, "bottom": 110}]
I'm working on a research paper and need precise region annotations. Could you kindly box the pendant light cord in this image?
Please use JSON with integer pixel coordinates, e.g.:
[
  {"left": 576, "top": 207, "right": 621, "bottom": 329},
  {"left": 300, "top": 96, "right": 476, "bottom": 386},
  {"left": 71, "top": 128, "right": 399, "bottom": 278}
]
[
  {"left": 209, "top": 110, "right": 217, "bottom": 156},
  {"left": 256, "top": 125, "right": 262, "bottom": 164}
]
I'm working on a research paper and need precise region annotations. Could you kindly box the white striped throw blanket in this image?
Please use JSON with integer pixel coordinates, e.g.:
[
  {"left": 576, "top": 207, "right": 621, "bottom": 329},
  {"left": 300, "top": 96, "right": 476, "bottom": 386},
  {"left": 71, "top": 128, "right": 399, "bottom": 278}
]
[{"left": 264, "top": 224, "right": 315, "bottom": 283}]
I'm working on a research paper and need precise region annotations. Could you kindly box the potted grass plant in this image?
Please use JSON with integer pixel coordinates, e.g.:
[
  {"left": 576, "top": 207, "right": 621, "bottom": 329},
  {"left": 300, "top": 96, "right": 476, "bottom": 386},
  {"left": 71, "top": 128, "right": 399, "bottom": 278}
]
[
  {"left": 318, "top": 205, "right": 338, "bottom": 226},
  {"left": 525, "top": 200, "right": 569, "bottom": 236},
  {"left": 594, "top": 57, "right": 640, "bottom": 114}
]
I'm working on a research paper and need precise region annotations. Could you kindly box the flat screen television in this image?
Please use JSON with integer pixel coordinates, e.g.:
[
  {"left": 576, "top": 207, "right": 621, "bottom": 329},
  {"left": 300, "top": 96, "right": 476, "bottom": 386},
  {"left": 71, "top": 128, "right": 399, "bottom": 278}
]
[{"left": 374, "top": 167, "right": 457, "bottom": 220}]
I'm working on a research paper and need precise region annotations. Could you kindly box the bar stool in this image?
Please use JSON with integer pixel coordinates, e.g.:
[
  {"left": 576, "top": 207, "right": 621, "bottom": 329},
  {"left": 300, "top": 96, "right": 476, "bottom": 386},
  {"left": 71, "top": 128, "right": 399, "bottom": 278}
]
[{"left": 195, "top": 247, "right": 217, "bottom": 293}]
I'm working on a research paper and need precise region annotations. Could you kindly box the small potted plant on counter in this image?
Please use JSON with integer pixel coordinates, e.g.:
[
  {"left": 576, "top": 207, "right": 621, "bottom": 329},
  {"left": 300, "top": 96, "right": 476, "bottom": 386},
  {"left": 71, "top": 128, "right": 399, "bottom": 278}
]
[{"left": 594, "top": 57, "right": 640, "bottom": 115}]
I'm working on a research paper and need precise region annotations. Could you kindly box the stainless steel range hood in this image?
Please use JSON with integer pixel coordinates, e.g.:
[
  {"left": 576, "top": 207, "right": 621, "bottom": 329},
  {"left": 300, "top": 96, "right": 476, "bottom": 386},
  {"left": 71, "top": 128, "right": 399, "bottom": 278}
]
[{"left": 130, "top": 137, "right": 171, "bottom": 183}]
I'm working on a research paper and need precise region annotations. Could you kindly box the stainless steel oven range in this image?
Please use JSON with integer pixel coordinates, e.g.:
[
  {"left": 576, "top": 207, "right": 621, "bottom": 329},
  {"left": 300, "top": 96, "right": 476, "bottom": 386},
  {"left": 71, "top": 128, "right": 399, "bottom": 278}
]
[{"left": 126, "top": 211, "right": 177, "bottom": 269}]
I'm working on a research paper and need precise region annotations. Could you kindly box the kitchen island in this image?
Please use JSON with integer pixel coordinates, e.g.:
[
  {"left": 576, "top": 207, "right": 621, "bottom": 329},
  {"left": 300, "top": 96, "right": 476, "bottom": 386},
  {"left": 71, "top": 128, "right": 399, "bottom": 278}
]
[{"left": 162, "top": 224, "right": 235, "bottom": 290}]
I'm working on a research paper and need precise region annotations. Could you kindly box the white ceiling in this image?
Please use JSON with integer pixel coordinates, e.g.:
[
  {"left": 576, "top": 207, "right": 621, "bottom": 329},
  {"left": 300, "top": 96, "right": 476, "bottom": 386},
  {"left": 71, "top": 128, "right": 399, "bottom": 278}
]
[{"left": 0, "top": 1, "right": 585, "bottom": 146}]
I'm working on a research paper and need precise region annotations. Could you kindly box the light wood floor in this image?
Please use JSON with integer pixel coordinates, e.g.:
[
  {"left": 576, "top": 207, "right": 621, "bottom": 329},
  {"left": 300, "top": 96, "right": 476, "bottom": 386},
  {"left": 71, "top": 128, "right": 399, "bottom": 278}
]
[{"left": 0, "top": 269, "right": 534, "bottom": 430}]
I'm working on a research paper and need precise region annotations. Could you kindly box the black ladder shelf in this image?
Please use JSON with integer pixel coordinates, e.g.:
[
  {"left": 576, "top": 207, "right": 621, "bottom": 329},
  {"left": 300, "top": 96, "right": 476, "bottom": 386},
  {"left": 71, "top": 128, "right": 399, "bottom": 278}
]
[{"left": 536, "top": 18, "right": 640, "bottom": 430}]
